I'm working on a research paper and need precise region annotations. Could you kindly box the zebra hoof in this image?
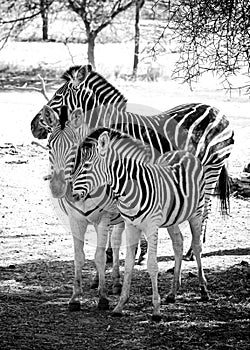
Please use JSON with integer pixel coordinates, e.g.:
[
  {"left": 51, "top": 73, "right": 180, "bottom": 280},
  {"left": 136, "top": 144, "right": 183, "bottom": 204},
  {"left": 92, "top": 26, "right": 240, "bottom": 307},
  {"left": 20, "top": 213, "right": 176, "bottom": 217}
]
[
  {"left": 98, "top": 297, "right": 109, "bottom": 310},
  {"left": 90, "top": 280, "right": 99, "bottom": 289},
  {"left": 68, "top": 301, "right": 81, "bottom": 312},
  {"left": 151, "top": 314, "right": 162, "bottom": 322},
  {"left": 164, "top": 295, "right": 176, "bottom": 304},
  {"left": 112, "top": 283, "right": 122, "bottom": 295}
]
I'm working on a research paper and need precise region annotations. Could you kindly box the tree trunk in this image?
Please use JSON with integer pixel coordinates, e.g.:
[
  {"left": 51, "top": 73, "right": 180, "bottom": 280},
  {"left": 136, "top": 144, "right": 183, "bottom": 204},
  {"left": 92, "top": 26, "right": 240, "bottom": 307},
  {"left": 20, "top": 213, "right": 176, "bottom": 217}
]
[
  {"left": 40, "top": 0, "right": 49, "bottom": 41},
  {"left": 87, "top": 32, "right": 96, "bottom": 69},
  {"left": 132, "top": 0, "right": 144, "bottom": 79}
]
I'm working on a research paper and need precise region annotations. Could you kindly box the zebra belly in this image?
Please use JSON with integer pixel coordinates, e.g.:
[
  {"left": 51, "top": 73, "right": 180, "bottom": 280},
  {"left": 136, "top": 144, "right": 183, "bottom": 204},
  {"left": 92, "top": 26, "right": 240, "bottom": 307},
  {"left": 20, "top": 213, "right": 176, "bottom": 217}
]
[
  {"left": 117, "top": 190, "right": 201, "bottom": 230},
  {"left": 57, "top": 196, "right": 122, "bottom": 226}
]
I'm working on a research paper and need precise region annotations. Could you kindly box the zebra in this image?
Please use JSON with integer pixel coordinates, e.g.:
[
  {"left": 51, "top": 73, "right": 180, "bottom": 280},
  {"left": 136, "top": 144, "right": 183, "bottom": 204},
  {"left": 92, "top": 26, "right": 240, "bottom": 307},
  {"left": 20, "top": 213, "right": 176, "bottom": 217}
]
[
  {"left": 43, "top": 105, "right": 124, "bottom": 311},
  {"left": 70, "top": 127, "right": 207, "bottom": 320},
  {"left": 31, "top": 64, "right": 234, "bottom": 261}
]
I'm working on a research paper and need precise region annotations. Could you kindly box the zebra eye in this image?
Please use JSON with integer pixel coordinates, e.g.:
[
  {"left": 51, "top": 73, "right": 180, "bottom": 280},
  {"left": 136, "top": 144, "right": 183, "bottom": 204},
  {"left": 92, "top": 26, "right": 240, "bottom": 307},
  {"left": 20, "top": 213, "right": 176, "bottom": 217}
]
[{"left": 46, "top": 144, "right": 51, "bottom": 150}]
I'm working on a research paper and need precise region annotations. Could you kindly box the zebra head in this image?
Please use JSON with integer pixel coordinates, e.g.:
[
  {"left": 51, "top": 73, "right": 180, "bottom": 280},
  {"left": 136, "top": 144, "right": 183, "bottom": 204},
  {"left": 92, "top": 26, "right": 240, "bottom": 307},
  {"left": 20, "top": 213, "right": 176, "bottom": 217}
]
[
  {"left": 71, "top": 129, "right": 112, "bottom": 201},
  {"left": 31, "top": 64, "right": 93, "bottom": 139},
  {"left": 43, "top": 105, "right": 85, "bottom": 198},
  {"left": 31, "top": 63, "right": 127, "bottom": 139},
  {"left": 71, "top": 128, "right": 152, "bottom": 202}
]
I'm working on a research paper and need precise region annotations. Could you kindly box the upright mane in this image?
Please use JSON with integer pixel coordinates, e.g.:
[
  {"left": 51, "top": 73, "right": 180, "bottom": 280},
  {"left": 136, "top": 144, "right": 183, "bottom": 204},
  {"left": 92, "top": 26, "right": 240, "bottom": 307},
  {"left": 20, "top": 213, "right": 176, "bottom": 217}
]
[
  {"left": 61, "top": 65, "right": 83, "bottom": 82},
  {"left": 61, "top": 65, "right": 127, "bottom": 110}
]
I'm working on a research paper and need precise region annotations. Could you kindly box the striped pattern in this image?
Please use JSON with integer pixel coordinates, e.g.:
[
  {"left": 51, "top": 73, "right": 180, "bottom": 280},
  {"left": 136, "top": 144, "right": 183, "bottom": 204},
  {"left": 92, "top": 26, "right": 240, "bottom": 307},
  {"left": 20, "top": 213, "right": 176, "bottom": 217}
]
[
  {"left": 72, "top": 129, "right": 205, "bottom": 227},
  {"left": 31, "top": 65, "right": 234, "bottom": 258},
  {"left": 45, "top": 106, "right": 124, "bottom": 311},
  {"left": 71, "top": 128, "right": 208, "bottom": 319}
]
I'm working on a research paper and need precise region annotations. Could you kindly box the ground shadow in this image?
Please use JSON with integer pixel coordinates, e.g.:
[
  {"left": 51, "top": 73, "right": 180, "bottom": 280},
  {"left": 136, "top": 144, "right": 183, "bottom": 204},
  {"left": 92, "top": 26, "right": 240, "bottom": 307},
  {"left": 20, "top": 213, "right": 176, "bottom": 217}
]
[{"left": 0, "top": 258, "right": 249, "bottom": 350}]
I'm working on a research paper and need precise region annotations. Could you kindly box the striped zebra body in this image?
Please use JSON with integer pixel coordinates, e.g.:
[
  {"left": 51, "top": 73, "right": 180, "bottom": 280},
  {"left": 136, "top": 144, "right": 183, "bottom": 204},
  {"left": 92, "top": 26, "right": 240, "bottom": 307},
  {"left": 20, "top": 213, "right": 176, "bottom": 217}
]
[
  {"left": 71, "top": 128, "right": 208, "bottom": 319},
  {"left": 31, "top": 65, "right": 234, "bottom": 258},
  {"left": 44, "top": 106, "right": 124, "bottom": 311}
]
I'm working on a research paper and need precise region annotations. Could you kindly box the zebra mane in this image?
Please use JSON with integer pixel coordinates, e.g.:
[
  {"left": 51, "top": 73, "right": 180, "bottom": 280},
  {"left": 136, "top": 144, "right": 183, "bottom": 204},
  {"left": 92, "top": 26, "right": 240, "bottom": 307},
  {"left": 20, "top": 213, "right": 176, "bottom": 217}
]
[
  {"left": 61, "top": 65, "right": 127, "bottom": 109},
  {"left": 61, "top": 65, "right": 82, "bottom": 82},
  {"left": 59, "top": 105, "right": 68, "bottom": 129},
  {"left": 82, "top": 128, "right": 153, "bottom": 163}
]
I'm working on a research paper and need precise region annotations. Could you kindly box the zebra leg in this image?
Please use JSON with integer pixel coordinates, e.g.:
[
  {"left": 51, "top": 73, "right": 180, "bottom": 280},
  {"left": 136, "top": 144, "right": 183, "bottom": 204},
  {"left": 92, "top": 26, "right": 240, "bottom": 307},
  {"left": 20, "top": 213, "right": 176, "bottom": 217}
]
[
  {"left": 189, "top": 215, "right": 209, "bottom": 301},
  {"left": 94, "top": 216, "right": 110, "bottom": 310},
  {"left": 137, "top": 233, "right": 148, "bottom": 264},
  {"left": 165, "top": 225, "right": 183, "bottom": 303},
  {"left": 111, "top": 222, "right": 124, "bottom": 295},
  {"left": 68, "top": 218, "right": 87, "bottom": 311},
  {"left": 146, "top": 231, "right": 161, "bottom": 322},
  {"left": 106, "top": 225, "right": 113, "bottom": 264},
  {"left": 112, "top": 225, "right": 141, "bottom": 317},
  {"left": 184, "top": 196, "right": 211, "bottom": 261}
]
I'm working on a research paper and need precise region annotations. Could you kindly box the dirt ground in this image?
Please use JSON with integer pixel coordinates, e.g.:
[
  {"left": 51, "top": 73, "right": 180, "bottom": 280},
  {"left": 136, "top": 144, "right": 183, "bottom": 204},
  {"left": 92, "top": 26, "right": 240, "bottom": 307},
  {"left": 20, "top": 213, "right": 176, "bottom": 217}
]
[{"left": 0, "top": 87, "right": 250, "bottom": 349}]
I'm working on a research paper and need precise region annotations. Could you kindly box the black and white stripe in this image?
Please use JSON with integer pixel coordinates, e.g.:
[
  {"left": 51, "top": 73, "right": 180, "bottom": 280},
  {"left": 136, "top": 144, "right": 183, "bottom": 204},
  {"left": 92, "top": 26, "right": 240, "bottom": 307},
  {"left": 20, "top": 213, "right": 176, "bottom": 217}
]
[
  {"left": 71, "top": 128, "right": 208, "bottom": 319},
  {"left": 44, "top": 106, "right": 124, "bottom": 312},
  {"left": 31, "top": 65, "right": 234, "bottom": 259}
]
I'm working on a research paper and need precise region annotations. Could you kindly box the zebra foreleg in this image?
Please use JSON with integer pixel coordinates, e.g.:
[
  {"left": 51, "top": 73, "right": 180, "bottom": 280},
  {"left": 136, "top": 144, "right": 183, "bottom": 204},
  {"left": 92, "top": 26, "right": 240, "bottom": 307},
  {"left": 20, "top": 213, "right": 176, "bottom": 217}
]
[
  {"left": 189, "top": 215, "right": 209, "bottom": 302},
  {"left": 165, "top": 225, "right": 183, "bottom": 303},
  {"left": 110, "top": 222, "right": 124, "bottom": 295},
  {"left": 112, "top": 225, "right": 141, "bottom": 317},
  {"left": 146, "top": 231, "right": 161, "bottom": 322},
  {"left": 68, "top": 218, "right": 87, "bottom": 311},
  {"left": 95, "top": 217, "right": 110, "bottom": 310}
]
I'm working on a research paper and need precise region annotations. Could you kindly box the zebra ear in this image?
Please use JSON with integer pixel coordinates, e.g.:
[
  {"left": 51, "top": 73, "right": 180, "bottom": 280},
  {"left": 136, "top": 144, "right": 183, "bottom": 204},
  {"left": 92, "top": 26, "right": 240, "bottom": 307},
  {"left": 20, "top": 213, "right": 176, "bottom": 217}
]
[
  {"left": 70, "top": 108, "right": 84, "bottom": 129},
  {"left": 98, "top": 131, "right": 110, "bottom": 157},
  {"left": 42, "top": 105, "right": 58, "bottom": 128},
  {"left": 76, "top": 64, "right": 92, "bottom": 82}
]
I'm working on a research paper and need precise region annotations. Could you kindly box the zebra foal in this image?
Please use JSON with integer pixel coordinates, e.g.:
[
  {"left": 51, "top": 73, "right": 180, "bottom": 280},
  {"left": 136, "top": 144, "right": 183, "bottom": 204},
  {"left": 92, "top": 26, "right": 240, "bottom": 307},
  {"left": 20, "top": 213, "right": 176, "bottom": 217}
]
[
  {"left": 70, "top": 128, "right": 208, "bottom": 321},
  {"left": 43, "top": 105, "right": 124, "bottom": 311}
]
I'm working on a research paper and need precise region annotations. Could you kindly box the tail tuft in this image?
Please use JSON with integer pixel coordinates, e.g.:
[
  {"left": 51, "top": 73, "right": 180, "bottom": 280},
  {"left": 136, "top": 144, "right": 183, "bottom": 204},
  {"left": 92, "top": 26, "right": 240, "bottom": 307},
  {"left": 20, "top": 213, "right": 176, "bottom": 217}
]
[{"left": 215, "top": 165, "right": 230, "bottom": 215}]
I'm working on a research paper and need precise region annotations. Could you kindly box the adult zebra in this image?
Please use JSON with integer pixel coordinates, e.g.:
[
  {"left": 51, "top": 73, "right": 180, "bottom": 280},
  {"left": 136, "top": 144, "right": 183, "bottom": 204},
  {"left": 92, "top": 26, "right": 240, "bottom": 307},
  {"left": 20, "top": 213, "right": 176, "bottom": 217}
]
[
  {"left": 43, "top": 105, "right": 124, "bottom": 311},
  {"left": 70, "top": 128, "right": 208, "bottom": 320},
  {"left": 31, "top": 64, "right": 234, "bottom": 259}
]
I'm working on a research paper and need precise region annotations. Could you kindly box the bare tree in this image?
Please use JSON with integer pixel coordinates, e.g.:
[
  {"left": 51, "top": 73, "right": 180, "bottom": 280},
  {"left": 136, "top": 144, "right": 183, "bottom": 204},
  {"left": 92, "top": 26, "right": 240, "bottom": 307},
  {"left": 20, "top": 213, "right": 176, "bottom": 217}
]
[
  {"left": 132, "top": 0, "right": 145, "bottom": 78},
  {"left": 148, "top": 0, "right": 250, "bottom": 90},
  {"left": 39, "top": 0, "right": 52, "bottom": 40},
  {"left": 0, "top": 0, "right": 55, "bottom": 46},
  {"left": 67, "top": 0, "right": 135, "bottom": 68}
]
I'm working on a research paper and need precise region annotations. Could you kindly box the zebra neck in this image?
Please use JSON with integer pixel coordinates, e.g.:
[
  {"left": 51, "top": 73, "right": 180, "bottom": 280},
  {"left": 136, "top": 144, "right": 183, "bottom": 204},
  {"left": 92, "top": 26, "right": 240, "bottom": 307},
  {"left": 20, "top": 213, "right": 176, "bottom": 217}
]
[{"left": 85, "top": 105, "right": 126, "bottom": 131}]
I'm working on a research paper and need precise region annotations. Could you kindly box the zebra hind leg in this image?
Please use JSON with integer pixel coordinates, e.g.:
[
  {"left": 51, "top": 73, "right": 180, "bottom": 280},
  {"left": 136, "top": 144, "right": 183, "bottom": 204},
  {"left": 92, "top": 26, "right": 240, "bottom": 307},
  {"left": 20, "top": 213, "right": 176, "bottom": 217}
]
[
  {"left": 137, "top": 233, "right": 148, "bottom": 264},
  {"left": 164, "top": 225, "right": 183, "bottom": 303},
  {"left": 184, "top": 197, "right": 211, "bottom": 261},
  {"left": 189, "top": 215, "right": 209, "bottom": 302},
  {"left": 105, "top": 225, "right": 114, "bottom": 263}
]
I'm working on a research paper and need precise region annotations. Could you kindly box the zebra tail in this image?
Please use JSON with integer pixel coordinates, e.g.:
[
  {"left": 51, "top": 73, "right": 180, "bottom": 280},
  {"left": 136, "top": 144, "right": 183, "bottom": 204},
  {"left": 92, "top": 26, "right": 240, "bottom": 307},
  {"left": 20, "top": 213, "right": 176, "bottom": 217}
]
[{"left": 215, "top": 164, "right": 231, "bottom": 215}]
